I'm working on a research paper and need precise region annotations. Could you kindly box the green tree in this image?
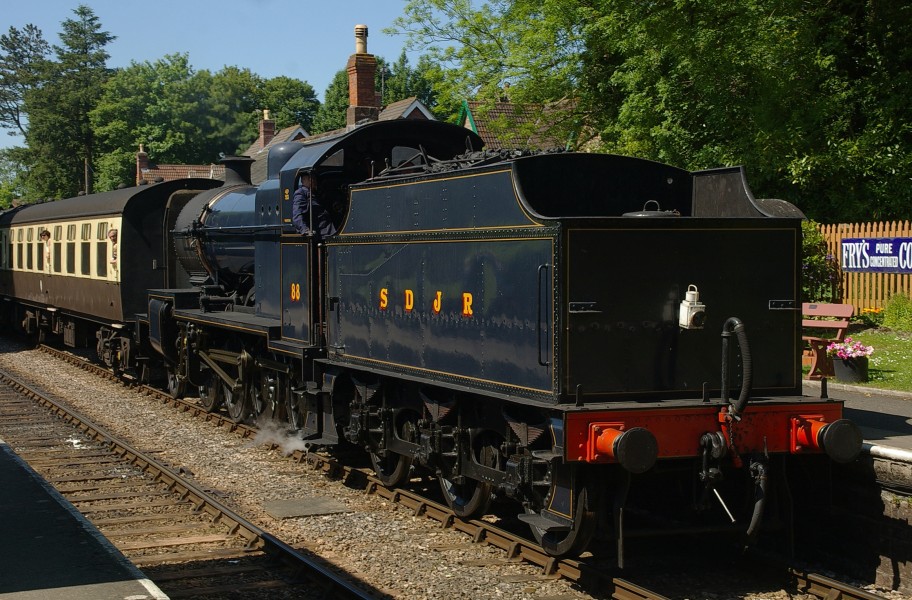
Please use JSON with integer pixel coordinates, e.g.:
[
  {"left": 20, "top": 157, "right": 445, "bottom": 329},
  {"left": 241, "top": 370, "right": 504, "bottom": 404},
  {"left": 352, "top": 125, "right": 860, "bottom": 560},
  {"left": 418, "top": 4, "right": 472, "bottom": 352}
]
[
  {"left": 204, "top": 66, "right": 262, "bottom": 156},
  {"left": 90, "top": 53, "right": 209, "bottom": 189},
  {"left": 0, "top": 146, "right": 29, "bottom": 207},
  {"left": 312, "top": 69, "right": 349, "bottom": 134},
  {"left": 381, "top": 51, "right": 439, "bottom": 113},
  {"left": 24, "top": 5, "right": 113, "bottom": 198},
  {"left": 578, "top": 0, "right": 912, "bottom": 221},
  {"left": 390, "top": 0, "right": 584, "bottom": 128},
  {"left": 261, "top": 76, "right": 319, "bottom": 133},
  {"left": 393, "top": 0, "right": 912, "bottom": 222},
  {"left": 0, "top": 24, "right": 51, "bottom": 137}
]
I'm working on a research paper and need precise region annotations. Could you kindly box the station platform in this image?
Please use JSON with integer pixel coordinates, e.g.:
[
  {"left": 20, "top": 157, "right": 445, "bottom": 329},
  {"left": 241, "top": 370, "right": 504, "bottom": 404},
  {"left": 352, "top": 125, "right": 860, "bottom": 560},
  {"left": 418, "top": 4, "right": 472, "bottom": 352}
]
[
  {"left": 0, "top": 438, "right": 167, "bottom": 600},
  {"left": 803, "top": 380, "right": 912, "bottom": 453}
]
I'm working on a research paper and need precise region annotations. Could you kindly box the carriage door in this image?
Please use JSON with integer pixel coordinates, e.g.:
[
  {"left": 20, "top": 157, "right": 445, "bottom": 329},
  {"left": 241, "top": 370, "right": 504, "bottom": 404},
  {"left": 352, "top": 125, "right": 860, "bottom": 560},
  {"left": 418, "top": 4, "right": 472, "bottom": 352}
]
[{"left": 281, "top": 241, "right": 313, "bottom": 343}]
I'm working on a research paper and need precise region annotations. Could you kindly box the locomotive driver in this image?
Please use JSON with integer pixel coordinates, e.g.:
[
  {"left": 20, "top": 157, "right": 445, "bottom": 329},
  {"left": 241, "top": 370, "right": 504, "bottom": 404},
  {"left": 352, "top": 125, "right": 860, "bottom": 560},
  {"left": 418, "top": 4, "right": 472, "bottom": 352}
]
[{"left": 292, "top": 172, "right": 337, "bottom": 239}]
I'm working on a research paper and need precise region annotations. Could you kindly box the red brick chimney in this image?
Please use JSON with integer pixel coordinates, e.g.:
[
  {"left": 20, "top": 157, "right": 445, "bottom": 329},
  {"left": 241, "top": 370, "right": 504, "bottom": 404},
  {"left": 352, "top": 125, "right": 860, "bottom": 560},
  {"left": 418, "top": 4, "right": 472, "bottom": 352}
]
[
  {"left": 346, "top": 24, "right": 379, "bottom": 126},
  {"left": 136, "top": 144, "right": 149, "bottom": 185},
  {"left": 258, "top": 109, "right": 276, "bottom": 147}
]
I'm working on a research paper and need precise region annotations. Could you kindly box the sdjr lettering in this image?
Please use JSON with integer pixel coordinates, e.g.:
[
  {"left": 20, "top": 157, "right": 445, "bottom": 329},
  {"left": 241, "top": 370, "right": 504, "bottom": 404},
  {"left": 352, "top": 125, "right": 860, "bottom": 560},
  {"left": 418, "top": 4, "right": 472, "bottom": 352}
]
[{"left": 378, "top": 288, "right": 474, "bottom": 317}]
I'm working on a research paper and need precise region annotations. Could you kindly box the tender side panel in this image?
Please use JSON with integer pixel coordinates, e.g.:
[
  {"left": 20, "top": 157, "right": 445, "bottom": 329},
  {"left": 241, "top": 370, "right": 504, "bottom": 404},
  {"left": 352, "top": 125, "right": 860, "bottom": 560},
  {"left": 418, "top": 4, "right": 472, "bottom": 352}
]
[{"left": 327, "top": 237, "right": 556, "bottom": 398}]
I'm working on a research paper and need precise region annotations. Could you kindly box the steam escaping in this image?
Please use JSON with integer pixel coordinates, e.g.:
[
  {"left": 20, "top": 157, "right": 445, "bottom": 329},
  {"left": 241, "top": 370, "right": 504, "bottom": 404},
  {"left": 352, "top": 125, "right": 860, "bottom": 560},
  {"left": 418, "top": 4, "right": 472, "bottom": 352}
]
[{"left": 252, "top": 420, "right": 309, "bottom": 455}]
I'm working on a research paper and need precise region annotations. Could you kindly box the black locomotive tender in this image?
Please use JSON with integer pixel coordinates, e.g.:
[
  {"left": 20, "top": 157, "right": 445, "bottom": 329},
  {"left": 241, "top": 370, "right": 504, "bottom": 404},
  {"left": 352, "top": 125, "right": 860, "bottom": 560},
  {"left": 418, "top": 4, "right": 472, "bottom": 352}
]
[{"left": 0, "top": 119, "right": 861, "bottom": 562}]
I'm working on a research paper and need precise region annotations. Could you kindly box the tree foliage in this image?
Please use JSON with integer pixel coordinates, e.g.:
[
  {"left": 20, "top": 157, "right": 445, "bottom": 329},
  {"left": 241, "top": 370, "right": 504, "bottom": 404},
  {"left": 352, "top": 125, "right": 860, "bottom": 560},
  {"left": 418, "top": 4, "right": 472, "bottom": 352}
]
[
  {"left": 90, "top": 53, "right": 206, "bottom": 189},
  {"left": 90, "top": 56, "right": 320, "bottom": 190},
  {"left": 393, "top": 0, "right": 912, "bottom": 222},
  {"left": 0, "top": 24, "right": 50, "bottom": 137},
  {"left": 312, "top": 69, "right": 349, "bottom": 134},
  {"left": 261, "top": 76, "right": 319, "bottom": 133},
  {"left": 23, "top": 5, "right": 114, "bottom": 198}
]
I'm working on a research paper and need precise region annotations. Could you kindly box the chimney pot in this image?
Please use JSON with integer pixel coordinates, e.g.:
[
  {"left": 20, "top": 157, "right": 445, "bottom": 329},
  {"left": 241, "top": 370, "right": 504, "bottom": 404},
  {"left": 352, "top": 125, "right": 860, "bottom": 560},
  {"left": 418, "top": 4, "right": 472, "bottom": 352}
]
[{"left": 354, "top": 24, "right": 368, "bottom": 53}]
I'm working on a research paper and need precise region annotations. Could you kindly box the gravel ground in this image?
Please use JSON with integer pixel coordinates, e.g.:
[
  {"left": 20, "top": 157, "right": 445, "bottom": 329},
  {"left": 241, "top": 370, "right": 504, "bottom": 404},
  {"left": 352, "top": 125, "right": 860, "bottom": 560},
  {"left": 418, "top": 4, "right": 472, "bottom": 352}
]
[
  {"left": 0, "top": 341, "right": 596, "bottom": 600},
  {"left": 0, "top": 339, "right": 903, "bottom": 599}
]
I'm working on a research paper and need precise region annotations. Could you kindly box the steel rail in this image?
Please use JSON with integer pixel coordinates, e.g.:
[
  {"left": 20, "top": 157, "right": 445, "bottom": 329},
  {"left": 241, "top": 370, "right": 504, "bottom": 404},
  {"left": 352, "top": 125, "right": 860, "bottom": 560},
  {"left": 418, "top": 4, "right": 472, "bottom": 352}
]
[{"left": 0, "top": 366, "right": 378, "bottom": 600}]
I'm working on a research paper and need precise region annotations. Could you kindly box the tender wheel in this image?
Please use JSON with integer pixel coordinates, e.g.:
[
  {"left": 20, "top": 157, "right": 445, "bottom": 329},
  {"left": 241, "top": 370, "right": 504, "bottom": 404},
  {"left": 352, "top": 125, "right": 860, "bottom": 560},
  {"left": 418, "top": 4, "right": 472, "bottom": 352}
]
[
  {"left": 526, "top": 474, "right": 598, "bottom": 557},
  {"left": 438, "top": 438, "right": 499, "bottom": 519},
  {"left": 370, "top": 420, "right": 415, "bottom": 488},
  {"left": 223, "top": 381, "right": 249, "bottom": 424},
  {"left": 166, "top": 368, "right": 185, "bottom": 399},
  {"left": 198, "top": 372, "right": 223, "bottom": 412}
]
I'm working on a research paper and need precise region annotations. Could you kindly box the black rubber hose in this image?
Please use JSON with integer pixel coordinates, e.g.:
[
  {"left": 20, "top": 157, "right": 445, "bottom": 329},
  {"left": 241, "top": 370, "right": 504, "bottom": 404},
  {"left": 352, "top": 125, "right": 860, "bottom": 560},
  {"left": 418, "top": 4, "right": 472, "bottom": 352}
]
[{"left": 721, "top": 317, "right": 753, "bottom": 419}]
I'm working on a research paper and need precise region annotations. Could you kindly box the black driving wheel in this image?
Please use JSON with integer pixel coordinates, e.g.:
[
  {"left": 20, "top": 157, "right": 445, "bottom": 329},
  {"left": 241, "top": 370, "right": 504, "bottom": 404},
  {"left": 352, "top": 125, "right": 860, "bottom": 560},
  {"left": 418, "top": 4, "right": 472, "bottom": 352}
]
[
  {"left": 370, "top": 420, "right": 415, "bottom": 488},
  {"left": 198, "top": 372, "right": 223, "bottom": 412},
  {"left": 223, "top": 381, "right": 249, "bottom": 424},
  {"left": 166, "top": 367, "right": 185, "bottom": 399},
  {"left": 438, "top": 438, "right": 499, "bottom": 519},
  {"left": 249, "top": 377, "right": 273, "bottom": 423}
]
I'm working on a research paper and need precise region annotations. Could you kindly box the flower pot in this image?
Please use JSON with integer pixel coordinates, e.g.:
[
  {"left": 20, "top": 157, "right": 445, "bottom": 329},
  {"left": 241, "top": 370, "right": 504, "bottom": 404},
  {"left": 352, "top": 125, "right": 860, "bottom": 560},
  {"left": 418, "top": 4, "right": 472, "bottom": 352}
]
[{"left": 833, "top": 356, "right": 869, "bottom": 383}]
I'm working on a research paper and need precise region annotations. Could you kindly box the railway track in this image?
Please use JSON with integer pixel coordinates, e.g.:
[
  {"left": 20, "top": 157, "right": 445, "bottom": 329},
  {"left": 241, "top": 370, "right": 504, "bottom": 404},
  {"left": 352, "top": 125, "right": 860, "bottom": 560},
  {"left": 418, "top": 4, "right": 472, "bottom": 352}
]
[
  {"left": 0, "top": 367, "right": 380, "bottom": 599},
  {"left": 6, "top": 341, "right": 889, "bottom": 600}
]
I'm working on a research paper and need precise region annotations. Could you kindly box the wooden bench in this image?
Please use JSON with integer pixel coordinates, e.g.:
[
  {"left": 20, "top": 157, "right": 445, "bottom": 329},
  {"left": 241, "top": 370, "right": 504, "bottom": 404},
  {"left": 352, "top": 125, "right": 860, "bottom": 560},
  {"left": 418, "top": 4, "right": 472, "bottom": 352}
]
[{"left": 802, "top": 302, "right": 854, "bottom": 379}]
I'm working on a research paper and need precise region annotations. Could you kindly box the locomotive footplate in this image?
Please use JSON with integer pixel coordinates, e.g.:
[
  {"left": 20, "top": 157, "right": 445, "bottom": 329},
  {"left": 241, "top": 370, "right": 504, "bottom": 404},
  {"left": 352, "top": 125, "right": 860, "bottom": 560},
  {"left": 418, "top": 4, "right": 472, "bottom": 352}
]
[{"left": 171, "top": 308, "right": 282, "bottom": 339}]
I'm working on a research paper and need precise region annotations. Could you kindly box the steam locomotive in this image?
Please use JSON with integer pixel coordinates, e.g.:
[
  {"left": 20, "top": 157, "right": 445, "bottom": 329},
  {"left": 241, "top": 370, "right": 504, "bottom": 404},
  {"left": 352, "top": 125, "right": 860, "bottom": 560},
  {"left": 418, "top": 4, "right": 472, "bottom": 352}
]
[{"left": 0, "top": 119, "right": 862, "bottom": 563}]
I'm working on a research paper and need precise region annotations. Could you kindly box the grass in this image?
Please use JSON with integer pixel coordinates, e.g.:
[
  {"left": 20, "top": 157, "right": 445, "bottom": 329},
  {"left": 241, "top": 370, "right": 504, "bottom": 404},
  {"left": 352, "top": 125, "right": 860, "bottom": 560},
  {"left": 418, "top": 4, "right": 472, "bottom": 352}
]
[{"left": 838, "top": 326, "right": 912, "bottom": 392}]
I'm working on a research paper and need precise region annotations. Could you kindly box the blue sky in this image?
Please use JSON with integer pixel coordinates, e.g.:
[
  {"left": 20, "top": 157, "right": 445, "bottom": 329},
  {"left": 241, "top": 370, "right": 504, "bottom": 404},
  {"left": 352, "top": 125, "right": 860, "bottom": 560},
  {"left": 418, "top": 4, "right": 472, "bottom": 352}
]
[{"left": 2, "top": 0, "right": 416, "bottom": 149}]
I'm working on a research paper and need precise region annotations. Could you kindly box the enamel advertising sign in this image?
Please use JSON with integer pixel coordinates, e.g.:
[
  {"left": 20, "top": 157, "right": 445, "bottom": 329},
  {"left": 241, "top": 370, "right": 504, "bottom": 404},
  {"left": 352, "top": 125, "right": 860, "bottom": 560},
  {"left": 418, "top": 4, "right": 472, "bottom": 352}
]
[{"left": 840, "top": 237, "right": 912, "bottom": 273}]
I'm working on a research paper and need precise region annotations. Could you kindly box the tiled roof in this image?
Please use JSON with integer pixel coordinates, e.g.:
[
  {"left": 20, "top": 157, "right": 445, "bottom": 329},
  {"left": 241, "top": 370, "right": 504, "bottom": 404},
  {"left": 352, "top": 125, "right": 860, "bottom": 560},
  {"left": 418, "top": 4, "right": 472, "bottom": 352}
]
[
  {"left": 378, "top": 97, "right": 432, "bottom": 121},
  {"left": 461, "top": 100, "right": 571, "bottom": 150},
  {"left": 139, "top": 163, "right": 225, "bottom": 183}
]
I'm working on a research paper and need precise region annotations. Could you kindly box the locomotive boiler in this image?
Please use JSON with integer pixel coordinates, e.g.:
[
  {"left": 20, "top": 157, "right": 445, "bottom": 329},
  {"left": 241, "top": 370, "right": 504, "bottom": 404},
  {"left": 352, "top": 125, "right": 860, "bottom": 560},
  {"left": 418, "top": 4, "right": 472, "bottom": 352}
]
[{"left": 0, "top": 118, "right": 862, "bottom": 564}]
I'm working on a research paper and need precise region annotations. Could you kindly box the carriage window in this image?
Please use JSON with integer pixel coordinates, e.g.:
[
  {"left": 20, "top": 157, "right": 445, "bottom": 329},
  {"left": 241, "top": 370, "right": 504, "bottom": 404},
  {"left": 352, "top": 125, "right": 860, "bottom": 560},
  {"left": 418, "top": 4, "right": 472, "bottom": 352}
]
[
  {"left": 53, "top": 243, "right": 62, "bottom": 273},
  {"left": 54, "top": 226, "right": 62, "bottom": 241},
  {"left": 96, "top": 241, "right": 107, "bottom": 276},
  {"left": 66, "top": 242, "right": 75, "bottom": 273},
  {"left": 81, "top": 241, "right": 91, "bottom": 275},
  {"left": 26, "top": 241, "right": 33, "bottom": 270},
  {"left": 17, "top": 229, "right": 23, "bottom": 243},
  {"left": 67, "top": 225, "right": 76, "bottom": 241},
  {"left": 97, "top": 222, "right": 108, "bottom": 240},
  {"left": 81, "top": 223, "right": 91, "bottom": 240},
  {"left": 17, "top": 241, "right": 22, "bottom": 270},
  {"left": 37, "top": 240, "right": 44, "bottom": 271},
  {"left": 27, "top": 228, "right": 34, "bottom": 242}
]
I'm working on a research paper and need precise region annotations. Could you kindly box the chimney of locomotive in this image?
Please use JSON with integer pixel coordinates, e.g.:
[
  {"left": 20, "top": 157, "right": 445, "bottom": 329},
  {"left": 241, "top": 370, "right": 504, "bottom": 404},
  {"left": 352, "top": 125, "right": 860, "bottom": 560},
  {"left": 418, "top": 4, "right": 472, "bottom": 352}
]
[
  {"left": 346, "top": 24, "right": 379, "bottom": 127},
  {"left": 219, "top": 155, "right": 254, "bottom": 186}
]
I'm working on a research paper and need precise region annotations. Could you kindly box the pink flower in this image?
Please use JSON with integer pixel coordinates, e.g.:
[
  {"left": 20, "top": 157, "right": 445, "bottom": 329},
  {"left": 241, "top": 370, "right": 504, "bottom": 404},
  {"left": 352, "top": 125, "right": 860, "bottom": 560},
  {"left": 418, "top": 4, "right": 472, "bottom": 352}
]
[{"left": 826, "top": 337, "right": 874, "bottom": 359}]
